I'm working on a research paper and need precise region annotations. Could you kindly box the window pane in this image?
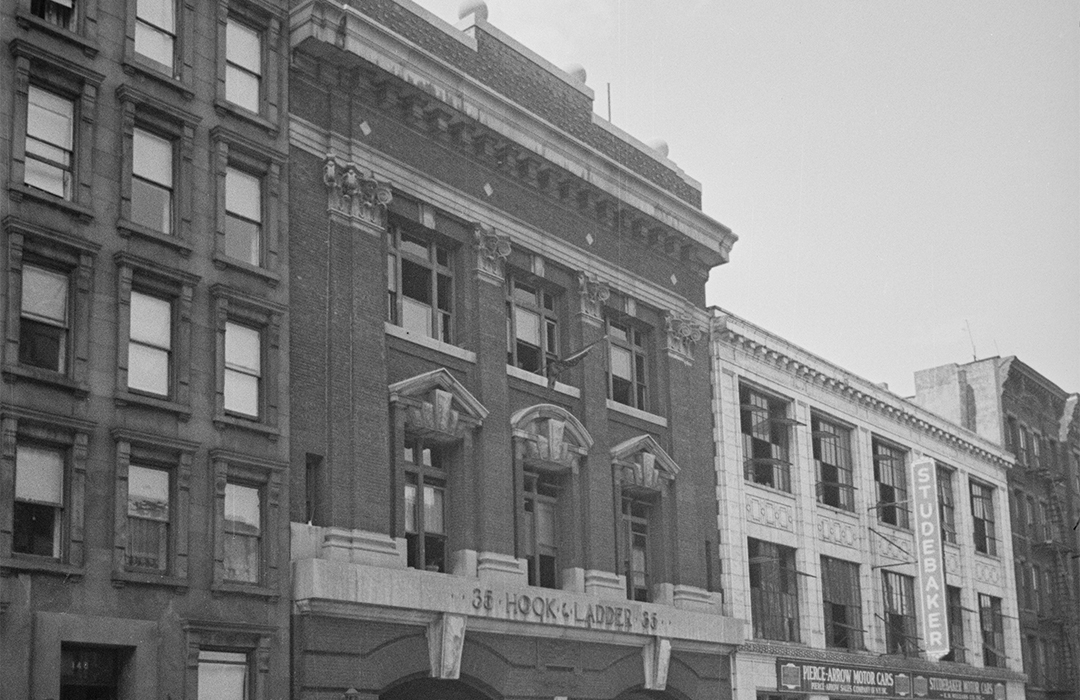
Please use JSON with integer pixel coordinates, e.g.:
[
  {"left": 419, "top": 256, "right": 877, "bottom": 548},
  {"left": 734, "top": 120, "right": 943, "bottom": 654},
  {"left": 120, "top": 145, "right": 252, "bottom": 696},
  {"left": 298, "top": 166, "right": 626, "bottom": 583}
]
[
  {"left": 24, "top": 157, "right": 69, "bottom": 198},
  {"left": 404, "top": 481, "right": 417, "bottom": 533},
  {"left": 198, "top": 653, "right": 247, "bottom": 700},
  {"left": 27, "top": 86, "right": 74, "bottom": 151},
  {"left": 130, "top": 292, "right": 171, "bottom": 347},
  {"left": 226, "top": 20, "right": 262, "bottom": 74},
  {"left": 224, "top": 370, "right": 259, "bottom": 416},
  {"left": 225, "top": 323, "right": 260, "bottom": 373},
  {"left": 512, "top": 283, "right": 536, "bottom": 307},
  {"left": 401, "top": 259, "right": 432, "bottom": 303},
  {"left": 22, "top": 265, "right": 68, "bottom": 324},
  {"left": 226, "top": 66, "right": 260, "bottom": 113},
  {"left": 401, "top": 297, "right": 431, "bottom": 336},
  {"left": 225, "top": 483, "right": 260, "bottom": 533},
  {"left": 225, "top": 168, "right": 261, "bottom": 221},
  {"left": 225, "top": 215, "right": 261, "bottom": 265},
  {"left": 424, "top": 485, "right": 445, "bottom": 535},
  {"left": 610, "top": 345, "right": 632, "bottom": 380},
  {"left": 128, "top": 465, "right": 169, "bottom": 520},
  {"left": 133, "top": 129, "right": 172, "bottom": 185},
  {"left": 135, "top": 21, "right": 174, "bottom": 67},
  {"left": 137, "top": 0, "right": 174, "bottom": 29},
  {"left": 131, "top": 178, "right": 173, "bottom": 234},
  {"left": 128, "top": 343, "right": 170, "bottom": 395},
  {"left": 536, "top": 500, "right": 556, "bottom": 547},
  {"left": 399, "top": 231, "right": 428, "bottom": 260},
  {"left": 13, "top": 501, "right": 60, "bottom": 557},
  {"left": 15, "top": 445, "right": 63, "bottom": 504},
  {"left": 19, "top": 318, "right": 66, "bottom": 370},
  {"left": 514, "top": 307, "right": 541, "bottom": 345}
]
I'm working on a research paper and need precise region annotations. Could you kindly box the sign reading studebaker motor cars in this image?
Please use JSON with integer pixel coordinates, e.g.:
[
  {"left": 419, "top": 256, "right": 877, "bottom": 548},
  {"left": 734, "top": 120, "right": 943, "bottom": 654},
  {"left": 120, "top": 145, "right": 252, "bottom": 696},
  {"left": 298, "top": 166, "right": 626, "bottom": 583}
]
[{"left": 776, "top": 659, "right": 1007, "bottom": 700}]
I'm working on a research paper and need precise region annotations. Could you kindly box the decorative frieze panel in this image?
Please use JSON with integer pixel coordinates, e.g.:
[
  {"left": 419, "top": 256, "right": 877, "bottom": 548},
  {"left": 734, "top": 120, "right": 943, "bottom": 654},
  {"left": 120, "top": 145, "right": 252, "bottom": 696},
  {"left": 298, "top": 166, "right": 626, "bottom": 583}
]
[
  {"left": 389, "top": 369, "right": 488, "bottom": 442},
  {"left": 665, "top": 308, "right": 704, "bottom": 364},
  {"left": 577, "top": 271, "right": 610, "bottom": 323},
  {"left": 943, "top": 549, "right": 961, "bottom": 576},
  {"left": 745, "top": 493, "right": 794, "bottom": 532},
  {"left": 511, "top": 404, "right": 592, "bottom": 473},
  {"left": 323, "top": 154, "right": 392, "bottom": 228},
  {"left": 974, "top": 560, "right": 1003, "bottom": 586},
  {"left": 817, "top": 515, "right": 858, "bottom": 549},
  {"left": 612, "top": 434, "right": 680, "bottom": 494},
  {"left": 473, "top": 223, "right": 511, "bottom": 284}
]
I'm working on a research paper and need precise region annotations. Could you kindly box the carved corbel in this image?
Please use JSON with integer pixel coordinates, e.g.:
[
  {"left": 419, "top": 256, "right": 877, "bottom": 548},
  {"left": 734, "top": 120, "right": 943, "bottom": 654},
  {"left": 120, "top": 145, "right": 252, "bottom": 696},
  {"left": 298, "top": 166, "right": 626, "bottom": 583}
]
[
  {"left": 323, "top": 154, "right": 392, "bottom": 229},
  {"left": 473, "top": 223, "right": 511, "bottom": 284},
  {"left": 428, "top": 613, "right": 467, "bottom": 680},
  {"left": 665, "top": 308, "right": 704, "bottom": 364},
  {"left": 577, "top": 271, "right": 610, "bottom": 324},
  {"left": 642, "top": 637, "right": 672, "bottom": 691}
]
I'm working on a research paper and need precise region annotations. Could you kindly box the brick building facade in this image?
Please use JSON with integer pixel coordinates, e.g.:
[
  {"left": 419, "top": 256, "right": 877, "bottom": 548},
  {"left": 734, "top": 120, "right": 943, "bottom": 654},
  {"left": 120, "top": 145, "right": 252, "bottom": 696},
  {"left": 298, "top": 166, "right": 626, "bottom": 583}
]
[
  {"left": 710, "top": 309, "right": 1027, "bottom": 700},
  {"left": 0, "top": 0, "right": 292, "bottom": 696},
  {"left": 286, "top": 1, "right": 741, "bottom": 699},
  {"left": 913, "top": 358, "right": 1080, "bottom": 700}
]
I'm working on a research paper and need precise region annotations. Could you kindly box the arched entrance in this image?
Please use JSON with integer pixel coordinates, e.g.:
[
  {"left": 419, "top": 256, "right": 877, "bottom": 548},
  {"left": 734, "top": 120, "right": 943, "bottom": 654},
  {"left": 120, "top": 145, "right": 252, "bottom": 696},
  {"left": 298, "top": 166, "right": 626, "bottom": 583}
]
[
  {"left": 380, "top": 675, "right": 495, "bottom": 700},
  {"left": 613, "top": 685, "right": 693, "bottom": 700}
]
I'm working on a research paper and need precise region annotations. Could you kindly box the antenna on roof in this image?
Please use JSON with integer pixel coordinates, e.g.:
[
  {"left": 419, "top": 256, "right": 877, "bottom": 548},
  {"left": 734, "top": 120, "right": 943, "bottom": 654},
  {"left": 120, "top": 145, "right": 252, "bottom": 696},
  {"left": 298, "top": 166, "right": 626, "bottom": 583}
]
[
  {"left": 607, "top": 82, "right": 612, "bottom": 122},
  {"left": 964, "top": 319, "right": 977, "bottom": 361}
]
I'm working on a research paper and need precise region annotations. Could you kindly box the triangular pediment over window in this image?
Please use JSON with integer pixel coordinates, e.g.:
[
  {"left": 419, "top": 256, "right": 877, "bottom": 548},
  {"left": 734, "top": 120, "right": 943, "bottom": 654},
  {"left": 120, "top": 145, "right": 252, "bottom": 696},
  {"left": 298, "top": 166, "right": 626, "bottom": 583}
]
[
  {"left": 611, "top": 435, "right": 680, "bottom": 492},
  {"left": 389, "top": 369, "right": 488, "bottom": 442},
  {"left": 511, "top": 404, "right": 592, "bottom": 472}
]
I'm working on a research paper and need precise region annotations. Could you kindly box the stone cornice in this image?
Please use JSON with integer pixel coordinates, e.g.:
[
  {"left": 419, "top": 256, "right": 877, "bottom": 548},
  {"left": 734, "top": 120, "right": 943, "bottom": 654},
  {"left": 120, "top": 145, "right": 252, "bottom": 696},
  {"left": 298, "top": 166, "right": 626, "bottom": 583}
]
[
  {"left": 710, "top": 308, "right": 1014, "bottom": 471},
  {"left": 289, "top": 0, "right": 735, "bottom": 271}
]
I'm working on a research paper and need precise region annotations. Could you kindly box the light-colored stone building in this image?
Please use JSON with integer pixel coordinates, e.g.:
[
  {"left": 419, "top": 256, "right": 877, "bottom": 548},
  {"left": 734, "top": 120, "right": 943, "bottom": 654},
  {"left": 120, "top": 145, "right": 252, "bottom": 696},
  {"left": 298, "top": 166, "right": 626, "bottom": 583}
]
[{"left": 710, "top": 308, "right": 1026, "bottom": 700}]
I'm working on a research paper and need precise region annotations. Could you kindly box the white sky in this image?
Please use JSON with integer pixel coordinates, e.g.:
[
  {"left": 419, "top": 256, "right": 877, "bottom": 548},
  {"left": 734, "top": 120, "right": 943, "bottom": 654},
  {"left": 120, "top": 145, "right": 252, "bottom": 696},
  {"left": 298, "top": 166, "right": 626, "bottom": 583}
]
[{"left": 411, "top": 0, "right": 1079, "bottom": 397}]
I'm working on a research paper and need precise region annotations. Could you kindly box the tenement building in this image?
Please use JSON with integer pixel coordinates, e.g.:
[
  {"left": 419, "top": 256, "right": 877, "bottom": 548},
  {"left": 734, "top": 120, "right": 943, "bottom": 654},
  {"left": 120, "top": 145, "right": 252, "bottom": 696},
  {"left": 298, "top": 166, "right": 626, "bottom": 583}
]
[
  {"left": 1, "top": 0, "right": 292, "bottom": 696},
  {"left": 912, "top": 358, "right": 1080, "bottom": 700},
  {"left": 710, "top": 309, "right": 1027, "bottom": 700},
  {"left": 286, "top": 1, "right": 742, "bottom": 699}
]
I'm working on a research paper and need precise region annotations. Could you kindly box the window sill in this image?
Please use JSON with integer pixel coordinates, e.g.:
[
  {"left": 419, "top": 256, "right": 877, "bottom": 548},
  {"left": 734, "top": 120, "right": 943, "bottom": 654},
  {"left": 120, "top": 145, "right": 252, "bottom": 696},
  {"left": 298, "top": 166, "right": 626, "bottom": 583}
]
[
  {"left": 212, "top": 582, "right": 278, "bottom": 600},
  {"left": 15, "top": 10, "right": 99, "bottom": 56},
  {"left": 214, "top": 413, "right": 280, "bottom": 439},
  {"left": 1, "top": 556, "right": 84, "bottom": 579},
  {"left": 3, "top": 364, "right": 89, "bottom": 397},
  {"left": 118, "top": 219, "right": 193, "bottom": 257},
  {"left": 121, "top": 59, "right": 194, "bottom": 100},
  {"left": 214, "top": 100, "right": 280, "bottom": 136},
  {"left": 506, "top": 364, "right": 580, "bottom": 398},
  {"left": 115, "top": 390, "right": 192, "bottom": 420},
  {"left": 606, "top": 399, "right": 667, "bottom": 427},
  {"left": 385, "top": 322, "right": 476, "bottom": 363},
  {"left": 8, "top": 184, "right": 94, "bottom": 222},
  {"left": 111, "top": 569, "right": 188, "bottom": 590},
  {"left": 213, "top": 253, "right": 280, "bottom": 287}
]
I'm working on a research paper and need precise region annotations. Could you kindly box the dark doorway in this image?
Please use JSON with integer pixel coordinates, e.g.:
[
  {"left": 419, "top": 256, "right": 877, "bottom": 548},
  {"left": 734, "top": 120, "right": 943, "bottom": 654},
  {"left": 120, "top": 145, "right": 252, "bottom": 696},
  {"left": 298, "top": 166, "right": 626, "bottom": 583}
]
[
  {"left": 60, "top": 645, "right": 121, "bottom": 700},
  {"left": 381, "top": 677, "right": 492, "bottom": 700}
]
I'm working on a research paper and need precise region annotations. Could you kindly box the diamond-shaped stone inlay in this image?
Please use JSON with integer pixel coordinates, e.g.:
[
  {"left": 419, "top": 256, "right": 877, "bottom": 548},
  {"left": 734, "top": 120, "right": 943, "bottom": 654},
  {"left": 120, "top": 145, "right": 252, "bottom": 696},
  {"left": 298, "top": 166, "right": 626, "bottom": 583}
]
[
  {"left": 360, "top": 121, "right": 372, "bottom": 137},
  {"left": 585, "top": 233, "right": 594, "bottom": 245},
  {"left": 670, "top": 273, "right": 678, "bottom": 285},
  {"left": 483, "top": 183, "right": 494, "bottom": 197}
]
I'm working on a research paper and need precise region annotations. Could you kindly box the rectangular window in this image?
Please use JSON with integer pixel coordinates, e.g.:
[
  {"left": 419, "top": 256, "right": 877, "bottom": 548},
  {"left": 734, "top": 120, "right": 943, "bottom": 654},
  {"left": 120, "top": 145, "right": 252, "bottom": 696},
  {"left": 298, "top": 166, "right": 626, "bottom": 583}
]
[
  {"left": 226, "top": 19, "right": 261, "bottom": 113},
  {"left": 821, "top": 556, "right": 862, "bottom": 649},
  {"left": 13, "top": 443, "right": 65, "bottom": 558},
  {"left": 741, "top": 385, "right": 792, "bottom": 492},
  {"left": 127, "top": 291, "right": 172, "bottom": 396},
  {"left": 224, "top": 322, "right": 260, "bottom": 418},
  {"left": 813, "top": 415, "right": 853, "bottom": 510},
  {"left": 748, "top": 538, "right": 799, "bottom": 641},
  {"left": 126, "top": 464, "right": 169, "bottom": 571},
  {"left": 943, "top": 586, "right": 966, "bottom": 663},
  {"left": 135, "top": 0, "right": 175, "bottom": 69},
  {"left": 970, "top": 480, "right": 997, "bottom": 556},
  {"left": 882, "top": 571, "right": 917, "bottom": 656},
  {"left": 523, "top": 469, "right": 559, "bottom": 588},
  {"left": 1005, "top": 416, "right": 1019, "bottom": 454},
  {"left": 225, "top": 167, "right": 262, "bottom": 266},
  {"left": 25, "top": 85, "right": 74, "bottom": 199},
  {"left": 387, "top": 225, "right": 454, "bottom": 343},
  {"left": 1013, "top": 491, "right": 1026, "bottom": 537},
  {"left": 622, "top": 496, "right": 651, "bottom": 602},
  {"left": 1020, "top": 426, "right": 1033, "bottom": 468},
  {"left": 198, "top": 650, "right": 248, "bottom": 700},
  {"left": 31, "top": 0, "right": 76, "bottom": 29},
  {"left": 223, "top": 482, "right": 260, "bottom": 583},
  {"left": 20, "top": 263, "right": 69, "bottom": 372},
  {"left": 608, "top": 319, "right": 648, "bottom": 409},
  {"left": 873, "top": 439, "right": 909, "bottom": 529},
  {"left": 506, "top": 278, "right": 558, "bottom": 375},
  {"left": 131, "top": 128, "right": 173, "bottom": 234},
  {"left": 979, "top": 594, "right": 1004, "bottom": 668},
  {"left": 938, "top": 465, "right": 957, "bottom": 544},
  {"left": 403, "top": 440, "right": 447, "bottom": 573}
]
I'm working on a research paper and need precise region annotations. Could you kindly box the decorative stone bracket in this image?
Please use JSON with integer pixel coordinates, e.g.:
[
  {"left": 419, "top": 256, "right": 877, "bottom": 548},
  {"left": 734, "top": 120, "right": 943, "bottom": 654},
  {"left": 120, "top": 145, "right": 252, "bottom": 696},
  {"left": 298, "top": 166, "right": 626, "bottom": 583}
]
[
  {"left": 665, "top": 308, "right": 704, "bottom": 364},
  {"left": 473, "top": 223, "right": 511, "bottom": 284},
  {"left": 427, "top": 613, "right": 467, "bottom": 679},
  {"left": 323, "top": 153, "right": 392, "bottom": 229},
  {"left": 642, "top": 636, "right": 672, "bottom": 690},
  {"left": 577, "top": 271, "right": 610, "bottom": 323}
]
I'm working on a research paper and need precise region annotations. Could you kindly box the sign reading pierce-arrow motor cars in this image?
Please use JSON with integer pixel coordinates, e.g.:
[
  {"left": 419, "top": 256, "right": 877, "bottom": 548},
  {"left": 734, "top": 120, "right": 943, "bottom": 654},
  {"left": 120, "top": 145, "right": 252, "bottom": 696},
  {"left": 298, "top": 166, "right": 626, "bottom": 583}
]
[
  {"left": 911, "top": 456, "right": 950, "bottom": 659},
  {"left": 775, "top": 659, "right": 1006, "bottom": 700}
]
